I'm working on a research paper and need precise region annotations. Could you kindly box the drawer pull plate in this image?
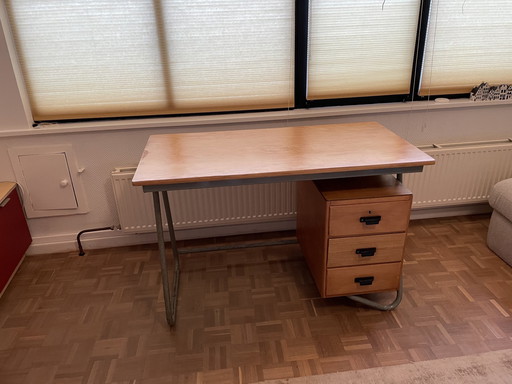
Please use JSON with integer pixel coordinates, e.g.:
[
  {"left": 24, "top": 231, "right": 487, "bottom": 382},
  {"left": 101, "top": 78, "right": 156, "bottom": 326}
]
[
  {"left": 360, "top": 215, "right": 381, "bottom": 225},
  {"left": 356, "top": 247, "right": 377, "bottom": 257},
  {"left": 354, "top": 276, "right": 375, "bottom": 286}
]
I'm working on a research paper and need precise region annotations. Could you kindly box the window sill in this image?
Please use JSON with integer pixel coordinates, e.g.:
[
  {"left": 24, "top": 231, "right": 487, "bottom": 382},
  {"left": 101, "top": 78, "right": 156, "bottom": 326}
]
[{"left": 1, "top": 98, "right": 512, "bottom": 138}]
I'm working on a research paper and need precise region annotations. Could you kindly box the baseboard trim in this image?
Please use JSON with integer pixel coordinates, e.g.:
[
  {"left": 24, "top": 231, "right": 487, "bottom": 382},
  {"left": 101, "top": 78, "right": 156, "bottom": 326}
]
[
  {"left": 410, "top": 203, "right": 491, "bottom": 220},
  {"left": 26, "top": 219, "right": 297, "bottom": 255},
  {"left": 26, "top": 203, "right": 493, "bottom": 256}
]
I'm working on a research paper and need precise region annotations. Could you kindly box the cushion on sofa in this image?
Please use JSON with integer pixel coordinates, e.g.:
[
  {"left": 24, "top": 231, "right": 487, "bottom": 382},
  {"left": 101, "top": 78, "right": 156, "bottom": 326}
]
[
  {"left": 488, "top": 178, "right": 512, "bottom": 222},
  {"left": 487, "top": 211, "right": 512, "bottom": 263}
]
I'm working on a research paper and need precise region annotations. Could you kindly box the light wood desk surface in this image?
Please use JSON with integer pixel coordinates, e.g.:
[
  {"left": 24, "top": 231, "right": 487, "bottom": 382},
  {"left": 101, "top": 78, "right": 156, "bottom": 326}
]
[{"left": 132, "top": 122, "right": 435, "bottom": 188}]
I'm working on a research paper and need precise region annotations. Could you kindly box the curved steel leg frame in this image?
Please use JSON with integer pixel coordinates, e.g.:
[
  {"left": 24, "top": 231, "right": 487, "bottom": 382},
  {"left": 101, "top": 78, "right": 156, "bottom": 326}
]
[
  {"left": 346, "top": 274, "right": 403, "bottom": 311},
  {"left": 153, "top": 192, "right": 181, "bottom": 326}
]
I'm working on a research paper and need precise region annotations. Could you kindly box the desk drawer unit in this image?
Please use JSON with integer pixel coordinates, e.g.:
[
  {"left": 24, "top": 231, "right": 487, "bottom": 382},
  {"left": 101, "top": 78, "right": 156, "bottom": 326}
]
[{"left": 297, "top": 175, "right": 412, "bottom": 298}]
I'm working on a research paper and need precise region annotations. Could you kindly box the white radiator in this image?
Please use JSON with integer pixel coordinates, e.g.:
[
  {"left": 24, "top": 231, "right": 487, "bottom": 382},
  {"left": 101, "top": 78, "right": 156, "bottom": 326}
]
[
  {"left": 111, "top": 167, "right": 296, "bottom": 233},
  {"left": 403, "top": 141, "right": 512, "bottom": 208},
  {"left": 112, "top": 141, "right": 512, "bottom": 233}
]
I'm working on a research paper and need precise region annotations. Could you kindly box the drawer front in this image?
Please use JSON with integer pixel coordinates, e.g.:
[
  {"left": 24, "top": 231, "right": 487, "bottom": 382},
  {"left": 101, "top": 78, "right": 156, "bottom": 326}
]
[
  {"left": 329, "top": 200, "right": 411, "bottom": 237},
  {"left": 325, "top": 262, "right": 402, "bottom": 297},
  {"left": 327, "top": 233, "right": 406, "bottom": 268}
]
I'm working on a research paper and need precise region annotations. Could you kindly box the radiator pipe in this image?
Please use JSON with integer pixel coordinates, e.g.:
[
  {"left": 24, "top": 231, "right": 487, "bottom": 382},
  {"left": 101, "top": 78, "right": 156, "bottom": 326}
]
[{"left": 77, "top": 226, "right": 116, "bottom": 256}]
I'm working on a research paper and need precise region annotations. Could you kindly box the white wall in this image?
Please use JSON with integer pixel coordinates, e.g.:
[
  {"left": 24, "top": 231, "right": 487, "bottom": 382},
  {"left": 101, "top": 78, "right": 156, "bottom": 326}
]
[{"left": 1, "top": 17, "right": 511, "bottom": 255}]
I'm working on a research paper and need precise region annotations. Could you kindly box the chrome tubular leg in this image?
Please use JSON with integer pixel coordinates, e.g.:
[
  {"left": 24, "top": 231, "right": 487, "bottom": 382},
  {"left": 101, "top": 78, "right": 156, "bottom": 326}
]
[
  {"left": 162, "top": 191, "right": 180, "bottom": 326},
  {"left": 152, "top": 192, "right": 174, "bottom": 326},
  {"left": 346, "top": 274, "right": 403, "bottom": 311}
]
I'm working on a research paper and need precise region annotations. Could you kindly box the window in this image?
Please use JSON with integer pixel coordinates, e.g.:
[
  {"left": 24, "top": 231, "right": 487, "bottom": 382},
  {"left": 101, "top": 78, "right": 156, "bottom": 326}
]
[
  {"left": 420, "top": 0, "right": 512, "bottom": 96},
  {"left": 307, "top": 0, "right": 421, "bottom": 100},
  {"left": 3, "top": 1, "right": 512, "bottom": 123},
  {"left": 5, "top": 0, "right": 294, "bottom": 121}
]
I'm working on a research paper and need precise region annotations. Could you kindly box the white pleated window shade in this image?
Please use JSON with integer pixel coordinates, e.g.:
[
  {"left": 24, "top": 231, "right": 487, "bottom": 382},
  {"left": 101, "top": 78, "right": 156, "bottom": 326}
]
[
  {"left": 307, "top": 0, "right": 421, "bottom": 100},
  {"left": 420, "top": 1, "right": 512, "bottom": 96},
  {"left": 5, "top": 0, "right": 294, "bottom": 121}
]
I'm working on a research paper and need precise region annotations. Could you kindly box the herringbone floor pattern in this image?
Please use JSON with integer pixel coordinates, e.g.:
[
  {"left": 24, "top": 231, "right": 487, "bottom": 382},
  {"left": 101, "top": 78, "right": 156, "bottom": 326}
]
[{"left": 1, "top": 214, "right": 512, "bottom": 383}]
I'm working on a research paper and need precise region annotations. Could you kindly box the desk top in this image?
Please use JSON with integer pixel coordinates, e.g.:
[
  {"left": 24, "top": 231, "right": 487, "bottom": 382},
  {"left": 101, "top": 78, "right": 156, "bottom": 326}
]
[{"left": 132, "top": 122, "right": 435, "bottom": 187}]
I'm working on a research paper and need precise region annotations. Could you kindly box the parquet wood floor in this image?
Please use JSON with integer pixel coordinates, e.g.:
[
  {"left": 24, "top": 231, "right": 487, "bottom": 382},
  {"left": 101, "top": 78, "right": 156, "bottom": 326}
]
[{"left": 1, "top": 214, "right": 512, "bottom": 383}]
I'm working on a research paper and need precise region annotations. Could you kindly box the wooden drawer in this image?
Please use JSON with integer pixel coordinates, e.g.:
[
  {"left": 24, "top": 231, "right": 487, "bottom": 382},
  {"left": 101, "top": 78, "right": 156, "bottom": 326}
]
[
  {"left": 325, "top": 262, "right": 402, "bottom": 297},
  {"left": 327, "top": 233, "right": 406, "bottom": 268},
  {"left": 329, "top": 199, "right": 411, "bottom": 237}
]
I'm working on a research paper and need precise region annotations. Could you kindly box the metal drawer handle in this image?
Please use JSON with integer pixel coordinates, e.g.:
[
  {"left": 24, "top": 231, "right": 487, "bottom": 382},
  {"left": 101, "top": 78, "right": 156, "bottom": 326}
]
[
  {"left": 356, "top": 247, "right": 377, "bottom": 257},
  {"left": 354, "top": 276, "right": 374, "bottom": 286},
  {"left": 0, "top": 197, "right": 10, "bottom": 208},
  {"left": 360, "top": 215, "right": 381, "bottom": 225}
]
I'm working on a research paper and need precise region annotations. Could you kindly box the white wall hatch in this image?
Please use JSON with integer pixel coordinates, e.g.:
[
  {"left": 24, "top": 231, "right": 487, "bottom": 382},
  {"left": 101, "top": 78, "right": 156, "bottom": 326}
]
[
  {"left": 8, "top": 145, "right": 89, "bottom": 218},
  {"left": 18, "top": 153, "right": 78, "bottom": 210}
]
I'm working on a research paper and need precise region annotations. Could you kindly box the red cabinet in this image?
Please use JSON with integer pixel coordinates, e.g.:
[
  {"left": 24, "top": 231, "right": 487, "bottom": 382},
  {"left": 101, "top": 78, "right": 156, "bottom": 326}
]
[{"left": 0, "top": 182, "right": 32, "bottom": 296}]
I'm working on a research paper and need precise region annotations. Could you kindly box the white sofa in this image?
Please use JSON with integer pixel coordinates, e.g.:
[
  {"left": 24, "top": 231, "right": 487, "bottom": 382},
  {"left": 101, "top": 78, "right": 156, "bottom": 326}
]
[{"left": 487, "top": 178, "right": 512, "bottom": 265}]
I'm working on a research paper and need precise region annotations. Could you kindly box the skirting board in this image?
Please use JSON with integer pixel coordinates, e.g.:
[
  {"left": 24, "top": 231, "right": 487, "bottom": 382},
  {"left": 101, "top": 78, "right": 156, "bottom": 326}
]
[
  {"left": 26, "top": 219, "right": 297, "bottom": 256},
  {"left": 410, "top": 202, "right": 492, "bottom": 220},
  {"left": 25, "top": 204, "right": 492, "bottom": 256}
]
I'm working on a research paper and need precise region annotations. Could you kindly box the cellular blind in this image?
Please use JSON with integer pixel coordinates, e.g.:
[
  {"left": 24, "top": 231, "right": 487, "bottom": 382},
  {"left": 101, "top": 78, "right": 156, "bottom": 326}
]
[
  {"left": 307, "top": 0, "right": 421, "bottom": 100},
  {"left": 5, "top": 0, "right": 294, "bottom": 121},
  {"left": 420, "top": 0, "right": 512, "bottom": 96}
]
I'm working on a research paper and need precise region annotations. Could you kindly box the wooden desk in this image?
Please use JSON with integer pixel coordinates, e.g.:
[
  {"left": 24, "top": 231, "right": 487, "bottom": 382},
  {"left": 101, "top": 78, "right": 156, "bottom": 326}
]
[{"left": 133, "top": 122, "right": 435, "bottom": 326}]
